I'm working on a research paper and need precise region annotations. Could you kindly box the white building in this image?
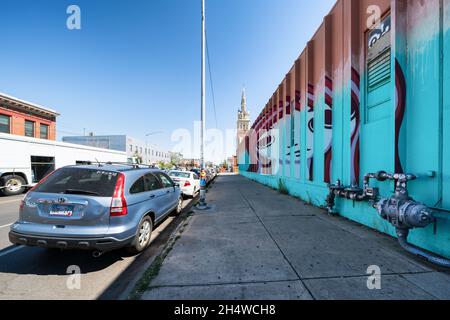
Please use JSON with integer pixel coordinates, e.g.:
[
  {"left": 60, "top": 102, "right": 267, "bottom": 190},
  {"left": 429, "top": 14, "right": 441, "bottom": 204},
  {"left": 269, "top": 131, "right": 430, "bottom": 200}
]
[
  {"left": 0, "top": 133, "right": 127, "bottom": 195},
  {"left": 62, "top": 135, "right": 170, "bottom": 165}
]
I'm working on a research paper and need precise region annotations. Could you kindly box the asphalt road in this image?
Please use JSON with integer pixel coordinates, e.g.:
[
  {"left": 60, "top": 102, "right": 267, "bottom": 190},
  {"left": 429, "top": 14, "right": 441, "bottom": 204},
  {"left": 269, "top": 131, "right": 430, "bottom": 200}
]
[
  {"left": 0, "top": 195, "right": 22, "bottom": 250},
  {"left": 0, "top": 194, "right": 197, "bottom": 300}
]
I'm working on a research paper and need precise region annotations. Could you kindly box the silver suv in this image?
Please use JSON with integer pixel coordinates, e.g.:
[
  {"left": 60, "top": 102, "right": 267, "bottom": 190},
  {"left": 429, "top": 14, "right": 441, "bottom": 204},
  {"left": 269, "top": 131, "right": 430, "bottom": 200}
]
[{"left": 9, "top": 164, "right": 183, "bottom": 254}]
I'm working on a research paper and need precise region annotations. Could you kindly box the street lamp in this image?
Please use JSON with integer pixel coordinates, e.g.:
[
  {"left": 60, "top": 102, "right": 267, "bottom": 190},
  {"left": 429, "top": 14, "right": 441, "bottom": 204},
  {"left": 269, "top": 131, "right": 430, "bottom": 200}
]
[{"left": 145, "top": 131, "right": 163, "bottom": 165}]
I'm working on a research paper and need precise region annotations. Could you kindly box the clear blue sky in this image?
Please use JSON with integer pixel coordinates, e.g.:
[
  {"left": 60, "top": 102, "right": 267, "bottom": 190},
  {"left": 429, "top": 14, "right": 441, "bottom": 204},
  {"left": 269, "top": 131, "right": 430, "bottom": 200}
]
[{"left": 0, "top": 0, "right": 335, "bottom": 158}]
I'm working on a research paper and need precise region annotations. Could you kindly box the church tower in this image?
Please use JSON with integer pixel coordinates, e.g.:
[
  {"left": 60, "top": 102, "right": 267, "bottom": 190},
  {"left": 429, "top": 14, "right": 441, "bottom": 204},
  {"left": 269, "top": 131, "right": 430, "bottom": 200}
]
[{"left": 237, "top": 88, "right": 250, "bottom": 147}]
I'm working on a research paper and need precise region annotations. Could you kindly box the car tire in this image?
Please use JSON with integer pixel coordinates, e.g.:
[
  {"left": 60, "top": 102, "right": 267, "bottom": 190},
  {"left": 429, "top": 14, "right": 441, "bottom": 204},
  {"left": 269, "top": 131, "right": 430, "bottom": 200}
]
[
  {"left": 127, "top": 216, "right": 153, "bottom": 254},
  {"left": 172, "top": 197, "right": 183, "bottom": 216},
  {"left": 0, "top": 175, "right": 26, "bottom": 196}
]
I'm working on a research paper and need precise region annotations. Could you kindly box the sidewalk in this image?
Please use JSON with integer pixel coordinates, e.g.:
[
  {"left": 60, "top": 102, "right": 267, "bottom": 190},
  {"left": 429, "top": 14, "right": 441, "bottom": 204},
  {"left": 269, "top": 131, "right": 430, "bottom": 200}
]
[{"left": 140, "top": 175, "right": 450, "bottom": 300}]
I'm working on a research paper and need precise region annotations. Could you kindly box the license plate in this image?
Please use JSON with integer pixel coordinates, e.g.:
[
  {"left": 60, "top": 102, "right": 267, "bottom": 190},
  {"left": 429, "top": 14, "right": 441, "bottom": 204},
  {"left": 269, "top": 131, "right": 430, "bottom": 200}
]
[{"left": 49, "top": 204, "right": 74, "bottom": 217}]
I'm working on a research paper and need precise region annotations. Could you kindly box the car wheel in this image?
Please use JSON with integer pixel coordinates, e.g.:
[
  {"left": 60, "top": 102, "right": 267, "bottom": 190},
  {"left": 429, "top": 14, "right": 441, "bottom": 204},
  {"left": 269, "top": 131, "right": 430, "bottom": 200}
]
[
  {"left": 173, "top": 197, "right": 183, "bottom": 216},
  {"left": 128, "top": 216, "right": 153, "bottom": 254},
  {"left": 1, "top": 175, "right": 26, "bottom": 196}
]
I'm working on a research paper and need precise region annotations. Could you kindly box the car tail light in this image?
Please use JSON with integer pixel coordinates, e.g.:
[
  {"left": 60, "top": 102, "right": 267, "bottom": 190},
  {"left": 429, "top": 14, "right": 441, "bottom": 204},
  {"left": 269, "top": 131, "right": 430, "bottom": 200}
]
[
  {"left": 184, "top": 181, "right": 191, "bottom": 187},
  {"left": 110, "top": 173, "right": 128, "bottom": 217}
]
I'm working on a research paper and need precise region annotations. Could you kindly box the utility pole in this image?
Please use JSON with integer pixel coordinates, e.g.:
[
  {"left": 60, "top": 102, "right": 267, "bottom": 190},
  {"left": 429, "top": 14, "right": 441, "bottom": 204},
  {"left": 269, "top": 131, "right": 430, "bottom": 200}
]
[
  {"left": 200, "top": 0, "right": 206, "bottom": 170},
  {"left": 198, "top": 0, "right": 209, "bottom": 210}
]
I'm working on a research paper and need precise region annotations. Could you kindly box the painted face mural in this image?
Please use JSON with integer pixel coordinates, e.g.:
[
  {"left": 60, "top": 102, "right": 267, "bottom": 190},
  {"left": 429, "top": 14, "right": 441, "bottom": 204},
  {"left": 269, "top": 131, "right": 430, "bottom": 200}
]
[
  {"left": 324, "top": 75, "right": 333, "bottom": 183},
  {"left": 395, "top": 59, "right": 406, "bottom": 174},
  {"left": 350, "top": 68, "right": 361, "bottom": 185},
  {"left": 306, "top": 83, "right": 315, "bottom": 180},
  {"left": 257, "top": 127, "right": 279, "bottom": 176},
  {"left": 294, "top": 90, "right": 301, "bottom": 166},
  {"left": 284, "top": 97, "right": 292, "bottom": 177}
]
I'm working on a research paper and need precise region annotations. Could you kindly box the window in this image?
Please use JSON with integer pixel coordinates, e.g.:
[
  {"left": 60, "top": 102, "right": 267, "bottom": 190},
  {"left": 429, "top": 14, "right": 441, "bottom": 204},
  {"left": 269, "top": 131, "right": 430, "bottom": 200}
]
[
  {"left": 145, "top": 174, "right": 162, "bottom": 191},
  {"left": 0, "top": 114, "right": 10, "bottom": 133},
  {"left": 156, "top": 172, "right": 173, "bottom": 188},
  {"left": 169, "top": 171, "right": 191, "bottom": 179},
  {"left": 32, "top": 167, "right": 119, "bottom": 197},
  {"left": 31, "top": 156, "right": 55, "bottom": 183},
  {"left": 130, "top": 177, "right": 146, "bottom": 194},
  {"left": 130, "top": 145, "right": 133, "bottom": 152},
  {"left": 25, "top": 120, "right": 35, "bottom": 137},
  {"left": 40, "top": 124, "right": 49, "bottom": 139}
]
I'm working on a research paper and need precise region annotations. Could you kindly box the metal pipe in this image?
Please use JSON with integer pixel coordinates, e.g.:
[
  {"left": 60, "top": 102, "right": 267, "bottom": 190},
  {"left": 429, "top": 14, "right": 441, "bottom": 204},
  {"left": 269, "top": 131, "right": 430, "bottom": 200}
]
[
  {"left": 200, "top": 0, "right": 206, "bottom": 170},
  {"left": 92, "top": 251, "right": 104, "bottom": 258},
  {"left": 396, "top": 228, "right": 450, "bottom": 268},
  {"left": 430, "top": 207, "right": 450, "bottom": 214}
]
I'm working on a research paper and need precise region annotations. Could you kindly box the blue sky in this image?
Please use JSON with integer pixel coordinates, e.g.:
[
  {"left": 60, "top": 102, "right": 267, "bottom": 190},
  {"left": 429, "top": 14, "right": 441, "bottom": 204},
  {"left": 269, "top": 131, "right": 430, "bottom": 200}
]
[{"left": 0, "top": 0, "right": 335, "bottom": 158}]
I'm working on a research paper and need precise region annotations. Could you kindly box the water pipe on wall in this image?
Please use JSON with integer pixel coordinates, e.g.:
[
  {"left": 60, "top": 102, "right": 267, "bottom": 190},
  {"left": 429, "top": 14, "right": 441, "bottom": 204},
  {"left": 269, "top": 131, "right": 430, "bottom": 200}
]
[{"left": 326, "top": 171, "right": 450, "bottom": 268}]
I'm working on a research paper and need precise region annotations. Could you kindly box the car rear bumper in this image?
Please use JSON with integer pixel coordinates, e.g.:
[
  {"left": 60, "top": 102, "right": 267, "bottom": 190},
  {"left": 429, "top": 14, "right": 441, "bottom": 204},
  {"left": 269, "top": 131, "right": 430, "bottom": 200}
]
[
  {"left": 9, "top": 230, "right": 134, "bottom": 251},
  {"left": 180, "top": 186, "right": 195, "bottom": 196}
]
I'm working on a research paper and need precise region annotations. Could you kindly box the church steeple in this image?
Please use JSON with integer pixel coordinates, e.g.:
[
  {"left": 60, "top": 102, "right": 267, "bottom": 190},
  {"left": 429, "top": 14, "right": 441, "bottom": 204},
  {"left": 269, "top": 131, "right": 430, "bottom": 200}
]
[
  {"left": 237, "top": 88, "right": 251, "bottom": 148},
  {"left": 241, "top": 88, "right": 247, "bottom": 112}
]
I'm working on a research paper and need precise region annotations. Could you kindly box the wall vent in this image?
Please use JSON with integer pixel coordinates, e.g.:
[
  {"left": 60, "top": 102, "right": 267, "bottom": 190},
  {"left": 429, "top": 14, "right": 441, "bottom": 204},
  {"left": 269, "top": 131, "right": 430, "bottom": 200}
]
[{"left": 367, "top": 48, "right": 391, "bottom": 92}]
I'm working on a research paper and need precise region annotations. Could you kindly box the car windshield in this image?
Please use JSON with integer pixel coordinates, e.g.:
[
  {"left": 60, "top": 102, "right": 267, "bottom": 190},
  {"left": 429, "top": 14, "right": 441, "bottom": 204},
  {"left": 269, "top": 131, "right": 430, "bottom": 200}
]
[
  {"left": 32, "top": 167, "right": 119, "bottom": 197},
  {"left": 169, "top": 171, "right": 191, "bottom": 179}
]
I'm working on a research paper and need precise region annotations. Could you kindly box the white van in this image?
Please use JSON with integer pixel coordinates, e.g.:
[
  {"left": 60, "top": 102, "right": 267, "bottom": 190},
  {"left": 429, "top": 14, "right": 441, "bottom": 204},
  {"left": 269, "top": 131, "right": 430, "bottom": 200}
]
[{"left": 0, "top": 133, "right": 127, "bottom": 196}]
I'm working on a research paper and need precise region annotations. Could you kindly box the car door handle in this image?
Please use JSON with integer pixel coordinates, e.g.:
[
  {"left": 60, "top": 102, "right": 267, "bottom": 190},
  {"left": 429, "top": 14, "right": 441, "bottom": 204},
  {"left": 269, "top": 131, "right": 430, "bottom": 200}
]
[{"left": 149, "top": 195, "right": 156, "bottom": 199}]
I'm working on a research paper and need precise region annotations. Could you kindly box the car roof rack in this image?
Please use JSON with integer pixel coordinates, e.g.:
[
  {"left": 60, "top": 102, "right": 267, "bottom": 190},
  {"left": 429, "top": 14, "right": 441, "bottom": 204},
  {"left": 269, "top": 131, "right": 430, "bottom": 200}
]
[{"left": 76, "top": 161, "right": 158, "bottom": 170}]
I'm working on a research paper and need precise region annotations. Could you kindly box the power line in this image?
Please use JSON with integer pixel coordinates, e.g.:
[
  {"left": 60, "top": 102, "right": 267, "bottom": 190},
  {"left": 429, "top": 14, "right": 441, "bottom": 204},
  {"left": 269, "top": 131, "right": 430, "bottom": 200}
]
[{"left": 205, "top": 29, "right": 219, "bottom": 129}]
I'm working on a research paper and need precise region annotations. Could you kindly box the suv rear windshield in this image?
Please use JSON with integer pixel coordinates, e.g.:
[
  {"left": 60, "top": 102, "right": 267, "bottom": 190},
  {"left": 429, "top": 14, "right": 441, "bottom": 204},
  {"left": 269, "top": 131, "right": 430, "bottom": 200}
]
[{"left": 33, "top": 167, "right": 119, "bottom": 197}]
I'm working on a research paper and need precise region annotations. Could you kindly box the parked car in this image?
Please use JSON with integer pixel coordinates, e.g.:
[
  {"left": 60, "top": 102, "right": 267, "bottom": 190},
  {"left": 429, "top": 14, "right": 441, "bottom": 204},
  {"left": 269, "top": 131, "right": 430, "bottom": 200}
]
[
  {"left": 9, "top": 164, "right": 183, "bottom": 254},
  {"left": 169, "top": 170, "right": 200, "bottom": 198}
]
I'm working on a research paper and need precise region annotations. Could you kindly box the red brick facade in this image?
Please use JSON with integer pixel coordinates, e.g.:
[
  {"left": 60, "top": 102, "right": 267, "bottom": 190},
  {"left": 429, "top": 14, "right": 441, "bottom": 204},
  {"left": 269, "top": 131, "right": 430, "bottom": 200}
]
[{"left": 0, "top": 94, "right": 58, "bottom": 140}]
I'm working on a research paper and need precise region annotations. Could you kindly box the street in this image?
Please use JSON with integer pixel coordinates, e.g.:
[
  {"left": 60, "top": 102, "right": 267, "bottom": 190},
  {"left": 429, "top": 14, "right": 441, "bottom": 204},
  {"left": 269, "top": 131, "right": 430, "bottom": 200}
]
[
  {"left": 0, "top": 195, "right": 22, "bottom": 250},
  {"left": 0, "top": 194, "right": 197, "bottom": 300}
]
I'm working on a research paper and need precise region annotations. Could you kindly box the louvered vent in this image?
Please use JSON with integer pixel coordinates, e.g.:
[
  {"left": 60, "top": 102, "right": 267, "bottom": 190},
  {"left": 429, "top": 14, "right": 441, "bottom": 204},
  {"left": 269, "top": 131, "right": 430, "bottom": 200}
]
[{"left": 367, "top": 48, "right": 391, "bottom": 91}]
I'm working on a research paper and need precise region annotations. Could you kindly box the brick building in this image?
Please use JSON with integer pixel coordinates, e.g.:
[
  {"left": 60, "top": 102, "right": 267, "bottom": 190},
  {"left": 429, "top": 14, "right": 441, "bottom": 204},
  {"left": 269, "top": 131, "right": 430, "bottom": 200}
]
[{"left": 0, "top": 93, "right": 59, "bottom": 140}]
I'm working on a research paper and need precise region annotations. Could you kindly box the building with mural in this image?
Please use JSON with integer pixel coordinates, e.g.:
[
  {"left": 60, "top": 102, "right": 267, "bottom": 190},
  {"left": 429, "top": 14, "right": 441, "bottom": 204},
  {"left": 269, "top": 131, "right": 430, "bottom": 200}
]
[{"left": 237, "top": 0, "right": 450, "bottom": 263}]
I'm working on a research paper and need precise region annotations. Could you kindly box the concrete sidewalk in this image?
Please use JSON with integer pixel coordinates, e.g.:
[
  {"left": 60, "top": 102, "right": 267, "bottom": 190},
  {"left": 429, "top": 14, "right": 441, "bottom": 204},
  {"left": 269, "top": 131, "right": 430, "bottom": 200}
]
[{"left": 141, "top": 175, "right": 450, "bottom": 300}]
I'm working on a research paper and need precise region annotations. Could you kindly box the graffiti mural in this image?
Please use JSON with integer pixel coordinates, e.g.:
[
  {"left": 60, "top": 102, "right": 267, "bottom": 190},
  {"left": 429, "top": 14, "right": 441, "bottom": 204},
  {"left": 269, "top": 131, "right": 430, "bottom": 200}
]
[
  {"left": 307, "top": 83, "right": 315, "bottom": 181},
  {"left": 294, "top": 89, "right": 301, "bottom": 170},
  {"left": 395, "top": 59, "right": 406, "bottom": 174},
  {"left": 285, "top": 95, "right": 292, "bottom": 177},
  {"left": 324, "top": 75, "right": 333, "bottom": 183},
  {"left": 350, "top": 68, "right": 361, "bottom": 185}
]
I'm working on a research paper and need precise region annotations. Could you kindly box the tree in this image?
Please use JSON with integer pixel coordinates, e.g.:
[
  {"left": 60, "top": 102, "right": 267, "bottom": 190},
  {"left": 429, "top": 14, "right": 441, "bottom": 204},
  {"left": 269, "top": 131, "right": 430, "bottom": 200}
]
[{"left": 170, "top": 152, "right": 183, "bottom": 167}]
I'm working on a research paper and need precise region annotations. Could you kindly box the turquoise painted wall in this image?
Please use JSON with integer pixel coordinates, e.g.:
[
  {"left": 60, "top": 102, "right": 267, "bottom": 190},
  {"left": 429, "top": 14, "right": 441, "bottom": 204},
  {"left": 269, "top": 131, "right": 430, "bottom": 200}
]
[{"left": 239, "top": 2, "right": 450, "bottom": 259}]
